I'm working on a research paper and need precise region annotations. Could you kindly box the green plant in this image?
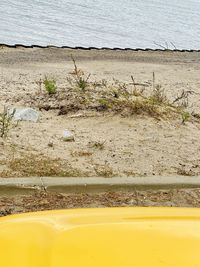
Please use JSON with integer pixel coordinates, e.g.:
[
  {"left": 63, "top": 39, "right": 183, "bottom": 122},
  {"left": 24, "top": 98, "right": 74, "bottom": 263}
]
[
  {"left": 0, "top": 107, "right": 15, "bottom": 138},
  {"left": 44, "top": 77, "right": 57, "bottom": 94},
  {"left": 70, "top": 55, "right": 91, "bottom": 90},
  {"left": 181, "top": 111, "right": 190, "bottom": 124}
]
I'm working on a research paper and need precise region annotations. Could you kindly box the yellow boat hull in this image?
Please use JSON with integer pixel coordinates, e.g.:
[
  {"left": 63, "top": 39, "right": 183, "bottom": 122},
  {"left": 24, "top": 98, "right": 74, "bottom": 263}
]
[{"left": 0, "top": 207, "right": 200, "bottom": 266}]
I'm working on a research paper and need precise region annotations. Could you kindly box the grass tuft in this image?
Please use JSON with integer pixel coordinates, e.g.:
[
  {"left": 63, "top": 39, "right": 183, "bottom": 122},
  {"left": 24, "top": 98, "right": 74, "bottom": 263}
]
[
  {"left": 0, "top": 107, "right": 15, "bottom": 138},
  {"left": 69, "top": 55, "right": 91, "bottom": 90},
  {"left": 44, "top": 77, "right": 57, "bottom": 94}
]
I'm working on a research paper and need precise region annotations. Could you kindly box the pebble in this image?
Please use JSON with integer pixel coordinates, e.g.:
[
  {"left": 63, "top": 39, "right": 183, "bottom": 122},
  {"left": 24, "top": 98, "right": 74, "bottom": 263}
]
[{"left": 63, "top": 130, "right": 75, "bottom": 142}]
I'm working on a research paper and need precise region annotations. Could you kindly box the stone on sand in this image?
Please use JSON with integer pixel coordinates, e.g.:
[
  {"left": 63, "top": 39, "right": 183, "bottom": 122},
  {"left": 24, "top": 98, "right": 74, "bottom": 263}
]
[
  {"left": 63, "top": 130, "right": 74, "bottom": 142},
  {"left": 11, "top": 108, "right": 40, "bottom": 122}
]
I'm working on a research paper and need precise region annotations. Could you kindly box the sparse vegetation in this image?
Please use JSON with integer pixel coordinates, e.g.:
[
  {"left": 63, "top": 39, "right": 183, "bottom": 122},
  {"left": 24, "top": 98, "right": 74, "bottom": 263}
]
[
  {"left": 131, "top": 76, "right": 146, "bottom": 96},
  {"left": 89, "top": 141, "right": 106, "bottom": 150},
  {"left": 0, "top": 154, "right": 84, "bottom": 177},
  {"left": 0, "top": 107, "right": 15, "bottom": 138},
  {"left": 69, "top": 55, "right": 91, "bottom": 90},
  {"left": 112, "top": 98, "right": 160, "bottom": 117},
  {"left": 98, "top": 99, "right": 113, "bottom": 110},
  {"left": 181, "top": 111, "right": 190, "bottom": 124},
  {"left": 150, "top": 72, "right": 167, "bottom": 105},
  {"left": 2, "top": 50, "right": 200, "bottom": 182},
  {"left": 28, "top": 62, "right": 195, "bottom": 123},
  {"left": 150, "top": 84, "right": 167, "bottom": 105},
  {"left": 44, "top": 77, "right": 57, "bottom": 94}
]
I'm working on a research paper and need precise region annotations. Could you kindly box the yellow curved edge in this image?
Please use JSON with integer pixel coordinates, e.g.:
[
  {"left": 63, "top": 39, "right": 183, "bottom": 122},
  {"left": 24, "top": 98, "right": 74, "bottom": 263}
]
[{"left": 1, "top": 207, "right": 200, "bottom": 266}]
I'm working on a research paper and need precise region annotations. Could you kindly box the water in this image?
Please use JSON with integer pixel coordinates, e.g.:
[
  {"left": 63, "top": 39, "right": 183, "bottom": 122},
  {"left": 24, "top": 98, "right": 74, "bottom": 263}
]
[{"left": 0, "top": 0, "right": 200, "bottom": 49}]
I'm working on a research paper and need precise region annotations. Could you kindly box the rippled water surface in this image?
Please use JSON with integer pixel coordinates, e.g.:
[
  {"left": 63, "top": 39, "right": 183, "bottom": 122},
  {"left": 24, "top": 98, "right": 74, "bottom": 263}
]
[{"left": 0, "top": 0, "right": 200, "bottom": 48}]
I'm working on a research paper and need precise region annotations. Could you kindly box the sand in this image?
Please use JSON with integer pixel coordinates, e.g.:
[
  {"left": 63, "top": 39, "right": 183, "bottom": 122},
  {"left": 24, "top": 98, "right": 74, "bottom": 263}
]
[{"left": 1, "top": 47, "right": 200, "bottom": 178}]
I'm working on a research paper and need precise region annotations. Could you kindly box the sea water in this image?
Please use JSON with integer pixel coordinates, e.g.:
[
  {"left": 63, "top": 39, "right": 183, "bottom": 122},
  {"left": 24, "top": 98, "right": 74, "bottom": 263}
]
[{"left": 0, "top": 0, "right": 200, "bottom": 49}]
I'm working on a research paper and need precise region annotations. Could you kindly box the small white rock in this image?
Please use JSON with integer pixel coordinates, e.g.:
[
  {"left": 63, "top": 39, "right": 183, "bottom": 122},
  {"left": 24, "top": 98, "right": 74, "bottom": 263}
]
[{"left": 63, "top": 130, "right": 74, "bottom": 142}]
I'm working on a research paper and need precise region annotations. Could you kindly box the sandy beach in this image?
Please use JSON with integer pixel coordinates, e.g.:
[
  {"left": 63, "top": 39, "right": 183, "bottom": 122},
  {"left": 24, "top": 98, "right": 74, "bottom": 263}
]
[{"left": 1, "top": 47, "right": 200, "bottom": 178}]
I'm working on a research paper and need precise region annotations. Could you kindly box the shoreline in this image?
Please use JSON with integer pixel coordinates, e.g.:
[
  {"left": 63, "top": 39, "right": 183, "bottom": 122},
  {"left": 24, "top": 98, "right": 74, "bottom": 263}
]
[
  {"left": 1, "top": 44, "right": 200, "bottom": 52},
  {"left": 1, "top": 46, "right": 200, "bottom": 65}
]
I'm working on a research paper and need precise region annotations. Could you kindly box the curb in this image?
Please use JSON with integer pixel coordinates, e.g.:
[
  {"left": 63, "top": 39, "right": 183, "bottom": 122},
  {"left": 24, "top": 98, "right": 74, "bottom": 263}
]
[{"left": 1, "top": 176, "right": 200, "bottom": 195}]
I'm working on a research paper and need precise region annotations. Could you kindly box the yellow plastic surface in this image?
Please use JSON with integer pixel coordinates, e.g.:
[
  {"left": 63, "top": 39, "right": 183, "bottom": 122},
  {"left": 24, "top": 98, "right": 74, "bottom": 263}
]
[{"left": 1, "top": 207, "right": 200, "bottom": 266}]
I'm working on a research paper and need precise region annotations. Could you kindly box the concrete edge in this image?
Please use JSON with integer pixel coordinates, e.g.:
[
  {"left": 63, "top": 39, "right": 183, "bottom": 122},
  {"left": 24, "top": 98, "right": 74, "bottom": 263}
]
[{"left": 0, "top": 176, "right": 200, "bottom": 195}]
